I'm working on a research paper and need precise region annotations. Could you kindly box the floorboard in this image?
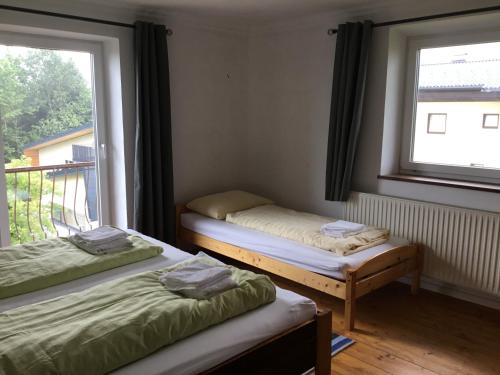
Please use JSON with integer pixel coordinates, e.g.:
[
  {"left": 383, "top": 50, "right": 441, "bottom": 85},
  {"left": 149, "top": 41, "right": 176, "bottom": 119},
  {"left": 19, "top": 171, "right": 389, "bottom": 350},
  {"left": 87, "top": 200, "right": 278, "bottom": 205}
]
[
  {"left": 280, "top": 280, "right": 500, "bottom": 375},
  {"left": 194, "top": 248, "right": 500, "bottom": 374}
]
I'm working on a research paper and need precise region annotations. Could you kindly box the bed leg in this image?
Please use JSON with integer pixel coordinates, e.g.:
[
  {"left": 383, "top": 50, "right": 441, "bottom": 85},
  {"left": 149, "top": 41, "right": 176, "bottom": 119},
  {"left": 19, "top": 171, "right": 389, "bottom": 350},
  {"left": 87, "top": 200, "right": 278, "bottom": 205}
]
[
  {"left": 411, "top": 269, "right": 420, "bottom": 295},
  {"left": 344, "top": 270, "right": 356, "bottom": 331},
  {"left": 175, "top": 205, "right": 190, "bottom": 247},
  {"left": 411, "top": 245, "right": 423, "bottom": 295},
  {"left": 175, "top": 205, "right": 182, "bottom": 244},
  {"left": 315, "top": 310, "right": 332, "bottom": 375}
]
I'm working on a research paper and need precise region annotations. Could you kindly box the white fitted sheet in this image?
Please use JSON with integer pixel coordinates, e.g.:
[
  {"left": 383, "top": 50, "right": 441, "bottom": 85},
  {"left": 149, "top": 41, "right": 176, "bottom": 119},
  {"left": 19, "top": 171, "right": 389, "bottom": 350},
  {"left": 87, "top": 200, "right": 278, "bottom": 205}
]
[
  {"left": 1, "top": 231, "right": 317, "bottom": 375},
  {"left": 181, "top": 213, "right": 409, "bottom": 280}
]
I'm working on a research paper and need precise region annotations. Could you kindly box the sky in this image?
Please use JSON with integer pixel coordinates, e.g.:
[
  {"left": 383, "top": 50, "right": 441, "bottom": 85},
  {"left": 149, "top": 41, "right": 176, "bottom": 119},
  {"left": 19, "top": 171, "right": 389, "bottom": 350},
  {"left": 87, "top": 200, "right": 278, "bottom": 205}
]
[{"left": 0, "top": 44, "right": 93, "bottom": 87}]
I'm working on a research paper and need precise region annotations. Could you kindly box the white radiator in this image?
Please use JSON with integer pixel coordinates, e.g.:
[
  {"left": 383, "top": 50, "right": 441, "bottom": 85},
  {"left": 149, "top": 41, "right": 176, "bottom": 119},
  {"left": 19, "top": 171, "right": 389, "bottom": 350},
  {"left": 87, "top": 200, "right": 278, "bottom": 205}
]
[{"left": 345, "top": 192, "right": 500, "bottom": 297}]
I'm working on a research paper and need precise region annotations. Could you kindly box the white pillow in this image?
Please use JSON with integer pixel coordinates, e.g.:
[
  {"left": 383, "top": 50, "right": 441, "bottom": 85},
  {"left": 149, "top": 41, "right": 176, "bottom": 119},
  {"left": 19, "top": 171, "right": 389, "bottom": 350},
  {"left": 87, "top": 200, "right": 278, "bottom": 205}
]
[{"left": 187, "top": 190, "right": 274, "bottom": 220}]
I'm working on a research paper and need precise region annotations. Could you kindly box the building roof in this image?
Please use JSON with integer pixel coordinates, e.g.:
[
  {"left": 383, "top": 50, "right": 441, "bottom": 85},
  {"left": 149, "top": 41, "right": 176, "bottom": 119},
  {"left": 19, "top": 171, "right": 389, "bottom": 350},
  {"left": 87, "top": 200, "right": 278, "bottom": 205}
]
[
  {"left": 23, "top": 123, "right": 93, "bottom": 151},
  {"left": 418, "top": 59, "right": 500, "bottom": 91}
]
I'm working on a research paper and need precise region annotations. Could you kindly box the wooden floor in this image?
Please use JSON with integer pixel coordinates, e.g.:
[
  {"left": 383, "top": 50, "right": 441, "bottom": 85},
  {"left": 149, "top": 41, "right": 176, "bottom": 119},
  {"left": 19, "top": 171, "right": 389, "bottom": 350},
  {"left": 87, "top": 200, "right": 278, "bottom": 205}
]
[
  {"left": 186, "top": 247, "right": 500, "bottom": 375},
  {"left": 276, "top": 278, "right": 500, "bottom": 375}
]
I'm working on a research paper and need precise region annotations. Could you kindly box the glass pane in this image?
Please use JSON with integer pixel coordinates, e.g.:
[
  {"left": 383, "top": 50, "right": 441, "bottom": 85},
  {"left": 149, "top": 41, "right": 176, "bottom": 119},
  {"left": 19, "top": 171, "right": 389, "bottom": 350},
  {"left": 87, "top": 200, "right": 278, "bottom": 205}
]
[
  {"left": 483, "top": 114, "right": 499, "bottom": 128},
  {"left": 413, "top": 42, "right": 500, "bottom": 170},
  {"left": 0, "top": 45, "right": 99, "bottom": 243},
  {"left": 427, "top": 113, "right": 447, "bottom": 134}
]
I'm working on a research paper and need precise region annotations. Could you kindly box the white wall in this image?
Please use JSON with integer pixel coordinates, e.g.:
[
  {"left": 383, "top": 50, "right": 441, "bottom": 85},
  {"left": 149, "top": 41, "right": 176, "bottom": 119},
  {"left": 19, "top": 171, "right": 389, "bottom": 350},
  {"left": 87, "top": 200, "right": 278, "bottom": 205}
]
[
  {"left": 245, "top": 24, "right": 343, "bottom": 217},
  {"left": 412, "top": 102, "right": 500, "bottom": 168},
  {"left": 245, "top": 0, "right": 500, "bottom": 216},
  {"left": 166, "top": 21, "right": 249, "bottom": 204}
]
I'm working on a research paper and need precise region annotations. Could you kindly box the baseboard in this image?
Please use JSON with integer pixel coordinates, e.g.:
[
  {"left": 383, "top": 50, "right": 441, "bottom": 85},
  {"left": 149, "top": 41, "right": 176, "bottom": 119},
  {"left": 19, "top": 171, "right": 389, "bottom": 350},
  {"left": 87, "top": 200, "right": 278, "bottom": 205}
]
[{"left": 399, "top": 276, "right": 500, "bottom": 311}]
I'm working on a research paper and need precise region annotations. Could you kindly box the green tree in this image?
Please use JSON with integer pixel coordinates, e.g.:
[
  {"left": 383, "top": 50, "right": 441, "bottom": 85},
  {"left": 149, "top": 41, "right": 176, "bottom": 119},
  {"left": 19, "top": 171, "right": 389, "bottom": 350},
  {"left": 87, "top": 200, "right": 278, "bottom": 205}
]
[
  {"left": 0, "top": 48, "right": 94, "bottom": 243},
  {"left": 5, "top": 157, "right": 57, "bottom": 244},
  {"left": 22, "top": 50, "right": 92, "bottom": 140},
  {"left": 0, "top": 56, "right": 30, "bottom": 161},
  {"left": 0, "top": 49, "right": 92, "bottom": 162}
]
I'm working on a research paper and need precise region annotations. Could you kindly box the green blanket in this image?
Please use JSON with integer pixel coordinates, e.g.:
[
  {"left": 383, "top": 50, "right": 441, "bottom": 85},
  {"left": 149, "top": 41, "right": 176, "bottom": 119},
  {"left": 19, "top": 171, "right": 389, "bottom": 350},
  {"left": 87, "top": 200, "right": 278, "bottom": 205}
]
[
  {"left": 0, "top": 256, "right": 276, "bottom": 375},
  {"left": 0, "top": 236, "right": 162, "bottom": 300}
]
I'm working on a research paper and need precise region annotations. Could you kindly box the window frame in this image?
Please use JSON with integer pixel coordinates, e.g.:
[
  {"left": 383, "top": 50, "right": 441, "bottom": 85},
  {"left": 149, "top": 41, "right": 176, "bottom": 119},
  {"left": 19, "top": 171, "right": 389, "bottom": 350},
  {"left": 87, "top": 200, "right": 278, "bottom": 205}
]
[
  {"left": 400, "top": 30, "right": 500, "bottom": 183},
  {"left": 427, "top": 113, "right": 447, "bottom": 134},
  {"left": 482, "top": 113, "right": 499, "bottom": 129},
  {"left": 0, "top": 129, "right": 10, "bottom": 246},
  {"left": 0, "top": 31, "right": 111, "bottom": 243}
]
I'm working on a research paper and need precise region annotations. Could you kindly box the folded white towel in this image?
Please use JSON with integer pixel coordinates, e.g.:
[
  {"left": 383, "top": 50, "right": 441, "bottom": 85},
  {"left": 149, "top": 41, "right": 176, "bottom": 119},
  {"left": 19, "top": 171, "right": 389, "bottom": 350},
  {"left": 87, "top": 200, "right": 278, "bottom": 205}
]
[
  {"left": 320, "top": 220, "right": 367, "bottom": 238},
  {"left": 74, "top": 226, "right": 127, "bottom": 245},
  {"left": 159, "top": 260, "right": 238, "bottom": 299}
]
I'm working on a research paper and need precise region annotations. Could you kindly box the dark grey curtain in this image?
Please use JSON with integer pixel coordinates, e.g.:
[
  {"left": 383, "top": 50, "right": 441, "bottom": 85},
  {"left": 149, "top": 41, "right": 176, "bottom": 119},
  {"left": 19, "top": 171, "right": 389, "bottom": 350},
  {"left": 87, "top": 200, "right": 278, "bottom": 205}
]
[
  {"left": 133, "top": 21, "right": 175, "bottom": 244},
  {"left": 325, "top": 21, "right": 373, "bottom": 202}
]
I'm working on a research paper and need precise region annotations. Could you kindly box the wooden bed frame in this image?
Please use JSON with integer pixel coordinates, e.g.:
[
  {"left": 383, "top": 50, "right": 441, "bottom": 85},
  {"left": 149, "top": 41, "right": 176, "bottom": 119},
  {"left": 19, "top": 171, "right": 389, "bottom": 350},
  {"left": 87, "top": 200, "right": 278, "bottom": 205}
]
[
  {"left": 176, "top": 205, "right": 424, "bottom": 331},
  {"left": 204, "top": 309, "right": 332, "bottom": 375}
]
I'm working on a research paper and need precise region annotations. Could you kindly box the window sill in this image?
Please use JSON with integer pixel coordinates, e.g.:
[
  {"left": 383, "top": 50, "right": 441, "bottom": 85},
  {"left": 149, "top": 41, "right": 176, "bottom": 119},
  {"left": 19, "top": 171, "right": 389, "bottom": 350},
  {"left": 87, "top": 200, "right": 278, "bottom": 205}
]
[{"left": 377, "top": 174, "right": 500, "bottom": 193}]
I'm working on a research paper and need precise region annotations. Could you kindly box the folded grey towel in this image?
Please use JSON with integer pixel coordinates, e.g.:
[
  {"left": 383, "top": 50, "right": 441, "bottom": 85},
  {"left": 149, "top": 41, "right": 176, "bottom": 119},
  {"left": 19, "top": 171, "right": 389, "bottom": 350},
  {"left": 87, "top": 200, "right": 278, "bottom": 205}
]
[
  {"left": 175, "top": 277, "right": 238, "bottom": 300},
  {"left": 160, "top": 261, "right": 232, "bottom": 287},
  {"left": 159, "top": 261, "right": 238, "bottom": 299},
  {"left": 68, "top": 235, "right": 133, "bottom": 255}
]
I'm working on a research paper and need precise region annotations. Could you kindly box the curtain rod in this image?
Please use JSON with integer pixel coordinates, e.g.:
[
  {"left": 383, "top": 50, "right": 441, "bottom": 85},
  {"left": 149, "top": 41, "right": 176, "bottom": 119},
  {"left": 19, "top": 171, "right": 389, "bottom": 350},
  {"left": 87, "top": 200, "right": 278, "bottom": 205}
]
[
  {"left": 0, "top": 4, "right": 173, "bottom": 35},
  {"left": 327, "top": 4, "right": 500, "bottom": 35}
]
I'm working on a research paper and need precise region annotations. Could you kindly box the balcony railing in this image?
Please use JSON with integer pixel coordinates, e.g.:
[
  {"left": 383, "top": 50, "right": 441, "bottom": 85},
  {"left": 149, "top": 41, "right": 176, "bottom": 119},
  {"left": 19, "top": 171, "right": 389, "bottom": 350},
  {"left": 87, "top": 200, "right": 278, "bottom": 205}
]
[{"left": 5, "top": 161, "right": 98, "bottom": 244}]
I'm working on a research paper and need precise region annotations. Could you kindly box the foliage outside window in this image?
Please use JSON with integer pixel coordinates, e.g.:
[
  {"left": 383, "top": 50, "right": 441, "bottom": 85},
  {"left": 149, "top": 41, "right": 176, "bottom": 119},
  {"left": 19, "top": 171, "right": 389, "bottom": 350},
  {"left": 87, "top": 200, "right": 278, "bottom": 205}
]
[
  {"left": 0, "top": 49, "right": 94, "bottom": 243},
  {"left": 0, "top": 50, "right": 92, "bottom": 163}
]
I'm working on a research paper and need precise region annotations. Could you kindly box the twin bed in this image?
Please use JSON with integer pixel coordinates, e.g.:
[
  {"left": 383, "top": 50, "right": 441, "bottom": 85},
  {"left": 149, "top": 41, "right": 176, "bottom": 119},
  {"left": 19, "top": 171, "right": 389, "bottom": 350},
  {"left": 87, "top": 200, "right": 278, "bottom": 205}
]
[
  {"left": 176, "top": 192, "right": 423, "bottom": 330},
  {"left": 0, "top": 230, "right": 331, "bottom": 375}
]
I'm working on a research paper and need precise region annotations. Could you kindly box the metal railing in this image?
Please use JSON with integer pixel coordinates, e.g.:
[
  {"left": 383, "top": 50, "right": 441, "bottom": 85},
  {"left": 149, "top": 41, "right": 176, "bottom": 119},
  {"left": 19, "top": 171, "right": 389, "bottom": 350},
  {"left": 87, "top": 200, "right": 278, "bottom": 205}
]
[{"left": 5, "top": 161, "right": 97, "bottom": 243}]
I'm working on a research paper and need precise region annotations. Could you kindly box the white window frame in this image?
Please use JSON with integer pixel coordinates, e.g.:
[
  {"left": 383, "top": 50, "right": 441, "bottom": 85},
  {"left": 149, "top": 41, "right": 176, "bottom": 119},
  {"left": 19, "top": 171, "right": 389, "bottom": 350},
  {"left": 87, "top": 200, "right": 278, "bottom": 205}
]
[
  {"left": 0, "top": 31, "right": 110, "bottom": 243},
  {"left": 400, "top": 29, "right": 500, "bottom": 183},
  {"left": 427, "top": 113, "right": 447, "bottom": 134},
  {"left": 482, "top": 113, "right": 499, "bottom": 129},
  {"left": 0, "top": 129, "right": 10, "bottom": 246}
]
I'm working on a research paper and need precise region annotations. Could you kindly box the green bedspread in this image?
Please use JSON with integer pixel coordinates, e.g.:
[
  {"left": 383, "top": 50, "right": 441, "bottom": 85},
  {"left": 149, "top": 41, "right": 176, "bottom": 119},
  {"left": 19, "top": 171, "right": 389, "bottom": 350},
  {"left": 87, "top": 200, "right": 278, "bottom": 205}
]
[
  {"left": 0, "top": 236, "right": 162, "bottom": 300},
  {"left": 0, "top": 256, "right": 276, "bottom": 375}
]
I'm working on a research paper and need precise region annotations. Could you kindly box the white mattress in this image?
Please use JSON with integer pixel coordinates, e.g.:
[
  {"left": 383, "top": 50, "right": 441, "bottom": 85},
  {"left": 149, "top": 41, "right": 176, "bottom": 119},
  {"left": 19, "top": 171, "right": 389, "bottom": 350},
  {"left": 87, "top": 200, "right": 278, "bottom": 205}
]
[
  {"left": 181, "top": 213, "right": 409, "bottom": 280},
  {"left": 1, "top": 231, "right": 317, "bottom": 375}
]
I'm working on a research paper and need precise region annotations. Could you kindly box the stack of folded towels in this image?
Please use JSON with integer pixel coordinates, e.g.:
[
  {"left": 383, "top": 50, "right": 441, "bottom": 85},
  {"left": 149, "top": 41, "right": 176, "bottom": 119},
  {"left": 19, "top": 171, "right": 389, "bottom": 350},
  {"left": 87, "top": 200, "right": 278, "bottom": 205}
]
[
  {"left": 320, "top": 220, "right": 367, "bottom": 238},
  {"left": 68, "top": 226, "right": 133, "bottom": 255},
  {"left": 159, "top": 260, "right": 238, "bottom": 300}
]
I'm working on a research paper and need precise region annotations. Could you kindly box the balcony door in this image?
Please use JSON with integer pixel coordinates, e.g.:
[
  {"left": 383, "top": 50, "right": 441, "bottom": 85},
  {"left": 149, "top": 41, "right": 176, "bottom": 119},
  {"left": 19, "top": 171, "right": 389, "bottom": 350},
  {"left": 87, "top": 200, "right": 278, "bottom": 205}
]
[{"left": 0, "top": 32, "right": 109, "bottom": 246}]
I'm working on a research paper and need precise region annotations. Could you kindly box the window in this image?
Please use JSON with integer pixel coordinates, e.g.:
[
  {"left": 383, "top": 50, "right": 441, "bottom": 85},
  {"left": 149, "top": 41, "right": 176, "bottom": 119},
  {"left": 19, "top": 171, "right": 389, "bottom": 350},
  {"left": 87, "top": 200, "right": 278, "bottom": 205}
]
[
  {"left": 401, "top": 37, "right": 500, "bottom": 182},
  {"left": 73, "top": 145, "right": 96, "bottom": 162},
  {"left": 483, "top": 114, "right": 499, "bottom": 129},
  {"left": 427, "top": 113, "right": 447, "bottom": 134},
  {"left": 0, "top": 32, "right": 109, "bottom": 245}
]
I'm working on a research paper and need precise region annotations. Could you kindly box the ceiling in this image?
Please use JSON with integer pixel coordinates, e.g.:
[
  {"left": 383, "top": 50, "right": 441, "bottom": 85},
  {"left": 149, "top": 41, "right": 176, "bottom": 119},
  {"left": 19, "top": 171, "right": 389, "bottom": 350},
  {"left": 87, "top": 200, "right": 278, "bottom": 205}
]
[
  {"left": 75, "top": 0, "right": 399, "bottom": 23},
  {"left": 14, "top": 0, "right": 497, "bottom": 31}
]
